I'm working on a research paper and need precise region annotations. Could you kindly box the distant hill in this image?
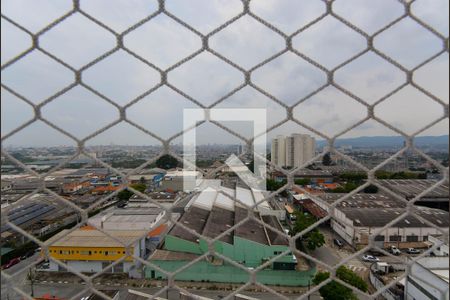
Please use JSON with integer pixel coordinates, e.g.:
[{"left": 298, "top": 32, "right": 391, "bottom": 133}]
[{"left": 317, "top": 135, "right": 449, "bottom": 149}]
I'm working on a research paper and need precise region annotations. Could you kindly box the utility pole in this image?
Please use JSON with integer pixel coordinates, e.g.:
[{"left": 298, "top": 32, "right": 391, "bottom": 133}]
[{"left": 308, "top": 279, "right": 311, "bottom": 300}]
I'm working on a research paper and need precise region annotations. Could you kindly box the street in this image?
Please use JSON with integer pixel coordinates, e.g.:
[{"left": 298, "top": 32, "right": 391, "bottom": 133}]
[
  {"left": 2, "top": 253, "right": 41, "bottom": 299},
  {"left": 1, "top": 252, "right": 323, "bottom": 300},
  {"left": 1, "top": 281, "right": 324, "bottom": 300}
]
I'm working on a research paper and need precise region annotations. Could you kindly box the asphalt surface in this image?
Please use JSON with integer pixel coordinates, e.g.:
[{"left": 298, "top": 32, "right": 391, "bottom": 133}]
[
  {"left": 1, "top": 282, "right": 323, "bottom": 300},
  {"left": 1, "top": 252, "right": 323, "bottom": 300}
]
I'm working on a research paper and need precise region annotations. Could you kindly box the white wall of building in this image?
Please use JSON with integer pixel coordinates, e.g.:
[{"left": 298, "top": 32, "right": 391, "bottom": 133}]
[
  {"left": 428, "top": 235, "right": 449, "bottom": 256},
  {"left": 292, "top": 134, "right": 315, "bottom": 167},
  {"left": 48, "top": 260, "right": 135, "bottom": 273},
  {"left": 406, "top": 257, "right": 449, "bottom": 300}
]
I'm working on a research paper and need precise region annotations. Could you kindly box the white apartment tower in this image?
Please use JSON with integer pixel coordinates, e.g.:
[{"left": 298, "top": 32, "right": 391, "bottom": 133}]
[
  {"left": 271, "top": 135, "right": 286, "bottom": 167},
  {"left": 271, "top": 134, "right": 316, "bottom": 168}
]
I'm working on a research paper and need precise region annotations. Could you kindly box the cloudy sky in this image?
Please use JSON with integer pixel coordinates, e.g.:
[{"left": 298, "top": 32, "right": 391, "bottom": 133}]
[{"left": 1, "top": 0, "right": 449, "bottom": 147}]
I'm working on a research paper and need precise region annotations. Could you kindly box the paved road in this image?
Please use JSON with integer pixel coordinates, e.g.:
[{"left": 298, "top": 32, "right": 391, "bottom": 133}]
[
  {"left": 311, "top": 228, "right": 369, "bottom": 279},
  {"left": 1, "top": 253, "right": 42, "bottom": 299},
  {"left": 0, "top": 254, "right": 325, "bottom": 300},
  {"left": 1, "top": 282, "right": 323, "bottom": 300}
]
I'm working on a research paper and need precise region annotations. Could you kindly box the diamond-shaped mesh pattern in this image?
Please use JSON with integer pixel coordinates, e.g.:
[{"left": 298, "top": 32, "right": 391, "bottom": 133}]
[{"left": 1, "top": 0, "right": 449, "bottom": 299}]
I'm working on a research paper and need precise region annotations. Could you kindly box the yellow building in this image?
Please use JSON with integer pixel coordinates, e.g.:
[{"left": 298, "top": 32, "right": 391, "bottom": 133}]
[{"left": 45, "top": 227, "right": 148, "bottom": 274}]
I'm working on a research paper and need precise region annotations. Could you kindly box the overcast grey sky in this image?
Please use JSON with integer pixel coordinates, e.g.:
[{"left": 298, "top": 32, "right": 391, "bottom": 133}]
[{"left": 1, "top": 0, "right": 449, "bottom": 147}]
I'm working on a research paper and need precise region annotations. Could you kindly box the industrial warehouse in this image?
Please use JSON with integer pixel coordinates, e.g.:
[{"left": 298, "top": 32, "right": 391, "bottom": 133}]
[
  {"left": 144, "top": 185, "right": 316, "bottom": 286},
  {"left": 301, "top": 193, "right": 449, "bottom": 248}
]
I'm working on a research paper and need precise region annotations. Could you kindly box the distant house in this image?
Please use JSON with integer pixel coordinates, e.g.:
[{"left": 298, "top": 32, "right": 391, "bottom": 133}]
[
  {"left": 62, "top": 179, "right": 90, "bottom": 194},
  {"left": 91, "top": 185, "right": 123, "bottom": 194},
  {"left": 1, "top": 180, "right": 12, "bottom": 192}
]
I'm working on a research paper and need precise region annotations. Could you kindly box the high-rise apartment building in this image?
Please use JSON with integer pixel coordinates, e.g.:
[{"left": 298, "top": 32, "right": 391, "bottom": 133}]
[
  {"left": 271, "top": 135, "right": 286, "bottom": 167},
  {"left": 271, "top": 134, "right": 316, "bottom": 168}
]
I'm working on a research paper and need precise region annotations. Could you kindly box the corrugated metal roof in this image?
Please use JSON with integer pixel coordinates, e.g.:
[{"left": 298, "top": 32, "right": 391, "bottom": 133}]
[{"left": 47, "top": 229, "right": 147, "bottom": 247}]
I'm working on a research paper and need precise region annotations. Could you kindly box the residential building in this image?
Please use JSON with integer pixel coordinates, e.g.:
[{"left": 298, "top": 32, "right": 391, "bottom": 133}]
[
  {"left": 271, "top": 135, "right": 286, "bottom": 167},
  {"left": 271, "top": 134, "right": 316, "bottom": 168}
]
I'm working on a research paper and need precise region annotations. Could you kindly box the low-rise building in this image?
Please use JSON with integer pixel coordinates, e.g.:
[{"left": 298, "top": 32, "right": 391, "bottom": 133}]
[
  {"left": 144, "top": 185, "right": 316, "bottom": 286},
  {"left": 62, "top": 179, "right": 91, "bottom": 194},
  {"left": 427, "top": 235, "right": 449, "bottom": 256},
  {"left": 375, "top": 179, "right": 449, "bottom": 211},
  {"left": 158, "top": 170, "right": 202, "bottom": 192},
  {"left": 405, "top": 257, "right": 449, "bottom": 300},
  {"left": 307, "top": 193, "right": 449, "bottom": 249},
  {"left": 45, "top": 227, "right": 148, "bottom": 274},
  {"left": 1, "top": 180, "right": 12, "bottom": 192},
  {"left": 91, "top": 184, "right": 123, "bottom": 195}
]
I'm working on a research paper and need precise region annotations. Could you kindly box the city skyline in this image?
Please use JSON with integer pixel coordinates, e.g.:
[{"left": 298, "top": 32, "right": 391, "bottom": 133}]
[{"left": 2, "top": 132, "right": 448, "bottom": 148}]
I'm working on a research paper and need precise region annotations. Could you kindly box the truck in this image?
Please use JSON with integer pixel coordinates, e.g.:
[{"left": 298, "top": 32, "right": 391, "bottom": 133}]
[{"left": 388, "top": 245, "right": 401, "bottom": 255}]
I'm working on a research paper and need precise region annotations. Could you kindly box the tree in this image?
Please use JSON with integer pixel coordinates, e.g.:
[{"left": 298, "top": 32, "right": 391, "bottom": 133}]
[
  {"left": 313, "top": 271, "right": 357, "bottom": 300},
  {"left": 336, "top": 266, "right": 368, "bottom": 292},
  {"left": 156, "top": 154, "right": 179, "bottom": 169},
  {"left": 329, "top": 182, "right": 359, "bottom": 193},
  {"left": 266, "top": 179, "right": 286, "bottom": 191},
  {"left": 294, "top": 178, "right": 310, "bottom": 186},
  {"left": 312, "top": 270, "right": 360, "bottom": 300},
  {"left": 322, "top": 152, "right": 332, "bottom": 166},
  {"left": 318, "top": 280, "right": 358, "bottom": 300},
  {"left": 117, "top": 189, "right": 133, "bottom": 201},
  {"left": 291, "top": 212, "right": 325, "bottom": 251},
  {"left": 375, "top": 170, "right": 426, "bottom": 180},
  {"left": 305, "top": 230, "right": 325, "bottom": 251},
  {"left": 117, "top": 183, "right": 147, "bottom": 201},
  {"left": 363, "top": 184, "right": 378, "bottom": 193},
  {"left": 312, "top": 271, "right": 330, "bottom": 285},
  {"left": 130, "top": 183, "right": 146, "bottom": 193},
  {"left": 27, "top": 267, "right": 36, "bottom": 297},
  {"left": 339, "top": 172, "right": 367, "bottom": 182}
]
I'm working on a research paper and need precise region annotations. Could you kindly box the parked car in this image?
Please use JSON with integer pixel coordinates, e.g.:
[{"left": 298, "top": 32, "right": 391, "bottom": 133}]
[
  {"left": 37, "top": 261, "right": 50, "bottom": 270},
  {"left": 34, "top": 247, "right": 42, "bottom": 253},
  {"left": 362, "top": 254, "right": 380, "bottom": 262},
  {"left": 406, "top": 248, "right": 421, "bottom": 254},
  {"left": 2, "top": 258, "right": 20, "bottom": 270},
  {"left": 368, "top": 249, "right": 385, "bottom": 256},
  {"left": 20, "top": 250, "right": 34, "bottom": 260},
  {"left": 333, "top": 238, "right": 344, "bottom": 248},
  {"left": 388, "top": 245, "right": 401, "bottom": 255}
]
